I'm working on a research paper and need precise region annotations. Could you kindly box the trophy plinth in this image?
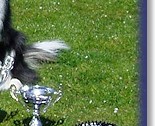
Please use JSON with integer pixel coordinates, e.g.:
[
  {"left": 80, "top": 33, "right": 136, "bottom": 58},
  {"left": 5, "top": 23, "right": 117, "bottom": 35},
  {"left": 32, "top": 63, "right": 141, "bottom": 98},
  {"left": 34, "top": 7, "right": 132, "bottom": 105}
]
[{"left": 11, "top": 85, "right": 62, "bottom": 126}]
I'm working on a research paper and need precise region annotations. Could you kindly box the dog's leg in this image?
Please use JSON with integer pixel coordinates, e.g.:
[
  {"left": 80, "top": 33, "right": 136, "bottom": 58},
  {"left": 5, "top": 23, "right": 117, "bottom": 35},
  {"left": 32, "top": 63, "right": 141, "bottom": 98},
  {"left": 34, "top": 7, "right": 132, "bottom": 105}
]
[{"left": 0, "top": 0, "right": 7, "bottom": 40}]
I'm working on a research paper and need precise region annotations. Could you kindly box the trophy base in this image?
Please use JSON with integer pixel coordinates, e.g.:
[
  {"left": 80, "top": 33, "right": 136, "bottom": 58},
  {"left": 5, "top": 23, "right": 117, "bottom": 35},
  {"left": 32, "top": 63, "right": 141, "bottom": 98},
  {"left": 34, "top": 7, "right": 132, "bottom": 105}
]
[{"left": 29, "top": 116, "right": 42, "bottom": 126}]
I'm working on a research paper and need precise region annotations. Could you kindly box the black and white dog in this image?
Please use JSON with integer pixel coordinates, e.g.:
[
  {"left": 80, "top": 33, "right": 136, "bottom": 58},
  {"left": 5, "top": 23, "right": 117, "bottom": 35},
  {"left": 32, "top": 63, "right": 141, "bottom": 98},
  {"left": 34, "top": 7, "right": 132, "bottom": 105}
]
[{"left": 0, "top": 0, "right": 69, "bottom": 91}]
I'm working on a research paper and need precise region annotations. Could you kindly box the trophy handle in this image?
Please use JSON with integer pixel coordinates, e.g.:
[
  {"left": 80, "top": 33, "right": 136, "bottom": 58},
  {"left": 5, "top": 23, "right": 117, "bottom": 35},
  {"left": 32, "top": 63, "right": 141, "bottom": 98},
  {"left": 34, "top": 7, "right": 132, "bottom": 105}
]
[
  {"left": 9, "top": 78, "right": 23, "bottom": 101},
  {"left": 10, "top": 80, "right": 29, "bottom": 111},
  {"left": 53, "top": 83, "right": 63, "bottom": 103},
  {"left": 43, "top": 86, "right": 62, "bottom": 113},
  {"left": 53, "top": 89, "right": 62, "bottom": 104}
]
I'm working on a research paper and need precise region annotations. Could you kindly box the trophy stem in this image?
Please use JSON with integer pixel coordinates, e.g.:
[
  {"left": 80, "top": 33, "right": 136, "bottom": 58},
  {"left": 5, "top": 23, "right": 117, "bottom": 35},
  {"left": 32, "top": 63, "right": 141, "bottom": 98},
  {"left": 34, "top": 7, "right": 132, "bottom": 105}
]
[
  {"left": 33, "top": 104, "right": 40, "bottom": 117},
  {"left": 29, "top": 104, "right": 42, "bottom": 126}
]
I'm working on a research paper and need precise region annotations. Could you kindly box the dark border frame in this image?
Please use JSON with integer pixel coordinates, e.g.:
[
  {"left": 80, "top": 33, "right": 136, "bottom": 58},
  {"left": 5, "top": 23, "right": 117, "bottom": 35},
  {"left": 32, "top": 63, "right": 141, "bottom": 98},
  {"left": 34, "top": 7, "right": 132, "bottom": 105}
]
[{"left": 140, "top": 0, "right": 147, "bottom": 126}]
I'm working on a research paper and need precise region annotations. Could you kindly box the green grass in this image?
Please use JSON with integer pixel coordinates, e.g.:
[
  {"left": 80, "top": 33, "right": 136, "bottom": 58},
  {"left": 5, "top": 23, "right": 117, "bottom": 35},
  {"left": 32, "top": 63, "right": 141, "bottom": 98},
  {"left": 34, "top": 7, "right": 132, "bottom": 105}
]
[{"left": 0, "top": 0, "right": 139, "bottom": 125}]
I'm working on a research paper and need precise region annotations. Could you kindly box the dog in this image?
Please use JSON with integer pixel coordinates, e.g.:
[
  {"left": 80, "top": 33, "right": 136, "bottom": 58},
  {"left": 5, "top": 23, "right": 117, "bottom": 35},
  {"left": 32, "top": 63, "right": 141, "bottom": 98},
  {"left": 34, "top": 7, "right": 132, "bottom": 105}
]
[{"left": 0, "top": 0, "right": 69, "bottom": 91}]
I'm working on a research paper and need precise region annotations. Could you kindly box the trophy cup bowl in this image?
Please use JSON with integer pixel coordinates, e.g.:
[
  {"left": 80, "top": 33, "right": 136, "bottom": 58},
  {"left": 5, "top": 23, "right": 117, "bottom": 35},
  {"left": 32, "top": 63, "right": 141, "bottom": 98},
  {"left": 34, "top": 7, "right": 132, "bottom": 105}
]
[{"left": 10, "top": 84, "right": 62, "bottom": 126}]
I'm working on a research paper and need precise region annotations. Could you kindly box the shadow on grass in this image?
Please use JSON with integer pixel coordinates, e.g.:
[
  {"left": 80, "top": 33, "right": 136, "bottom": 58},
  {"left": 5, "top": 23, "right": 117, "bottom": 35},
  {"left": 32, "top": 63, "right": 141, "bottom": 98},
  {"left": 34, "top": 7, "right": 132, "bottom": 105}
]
[
  {"left": 14, "top": 116, "right": 65, "bottom": 126},
  {"left": 0, "top": 109, "right": 7, "bottom": 123},
  {"left": 0, "top": 109, "right": 64, "bottom": 125},
  {"left": 0, "top": 109, "right": 19, "bottom": 123}
]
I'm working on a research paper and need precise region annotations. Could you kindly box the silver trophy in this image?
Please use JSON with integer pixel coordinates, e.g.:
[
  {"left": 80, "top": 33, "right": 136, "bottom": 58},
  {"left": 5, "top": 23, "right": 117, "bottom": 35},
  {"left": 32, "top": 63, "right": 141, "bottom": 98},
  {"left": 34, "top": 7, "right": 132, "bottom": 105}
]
[{"left": 10, "top": 84, "right": 62, "bottom": 126}]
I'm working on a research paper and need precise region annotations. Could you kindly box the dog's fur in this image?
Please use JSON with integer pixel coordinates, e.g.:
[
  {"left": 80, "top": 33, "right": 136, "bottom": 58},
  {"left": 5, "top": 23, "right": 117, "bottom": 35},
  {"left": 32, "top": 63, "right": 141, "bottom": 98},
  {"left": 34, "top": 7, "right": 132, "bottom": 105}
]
[{"left": 0, "top": 0, "right": 69, "bottom": 90}]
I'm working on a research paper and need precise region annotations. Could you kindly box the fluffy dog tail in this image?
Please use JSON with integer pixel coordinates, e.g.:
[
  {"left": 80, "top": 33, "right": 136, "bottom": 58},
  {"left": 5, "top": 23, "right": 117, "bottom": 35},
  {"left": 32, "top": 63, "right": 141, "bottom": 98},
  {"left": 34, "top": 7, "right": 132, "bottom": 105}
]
[{"left": 24, "top": 40, "right": 69, "bottom": 68}]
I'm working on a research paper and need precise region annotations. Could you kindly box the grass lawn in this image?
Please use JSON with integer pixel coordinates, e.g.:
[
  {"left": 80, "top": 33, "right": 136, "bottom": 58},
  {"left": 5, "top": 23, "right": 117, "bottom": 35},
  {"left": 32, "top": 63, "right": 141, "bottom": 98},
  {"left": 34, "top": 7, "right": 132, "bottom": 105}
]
[{"left": 0, "top": 0, "right": 139, "bottom": 125}]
